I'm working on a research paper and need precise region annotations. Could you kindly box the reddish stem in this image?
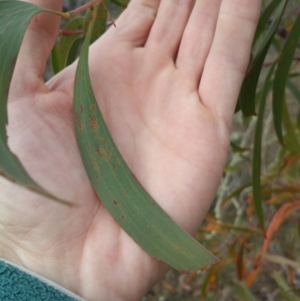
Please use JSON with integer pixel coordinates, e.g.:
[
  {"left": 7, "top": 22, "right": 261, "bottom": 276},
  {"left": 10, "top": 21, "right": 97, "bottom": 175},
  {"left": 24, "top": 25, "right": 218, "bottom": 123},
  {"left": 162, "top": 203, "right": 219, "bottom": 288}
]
[
  {"left": 59, "top": 30, "right": 84, "bottom": 36},
  {"left": 68, "top": 0, "right": 103, "bottom": 17}
]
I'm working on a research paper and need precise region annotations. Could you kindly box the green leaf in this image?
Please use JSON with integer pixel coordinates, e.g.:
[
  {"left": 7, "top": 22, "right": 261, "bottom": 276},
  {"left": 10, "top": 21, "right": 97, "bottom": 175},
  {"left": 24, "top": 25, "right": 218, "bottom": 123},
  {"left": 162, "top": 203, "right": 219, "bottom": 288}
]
[
  {"left": 272, "top": 272, "right": 300, "bottom": 301},
  {"left": 83, "top": 0, "right": 110, "bottom": 45},
  {"left": 224, "top": 182, "right": 252, "bottom": 203},
  {"left": 51, "top": 17, "right": 84, "bottom": 74},
  {"left": 287, "top": 80, "right": 300, "bottom": 106},
  {"left": 111, "top": 0, "right": 129, "bottom": 7},
  {"left": 74, "top": 7, "right": 218, "bottom": 271},
  {"left": 238, "top": 0, "right": 288, "bottom": 117},
  {"left": 253, "top": 0, "right": 284, "bottom": 45},
  {"left": 252, "top": 63, "right": 276, "bottom": 233},
  {"left": 234, "top": 281, "right": 258, "bottom": 301},
  {"left": 230, "top": 141, "right": 249, "bottom": 153},
  {"left": 273, "top": 11, "right": 300, "bottom": 145},
  {"left": 0, "top": 0, "right": 71, "bottom": 205},
  {"left": 282, "top": 98, "right": 300, "bottom": 156}
]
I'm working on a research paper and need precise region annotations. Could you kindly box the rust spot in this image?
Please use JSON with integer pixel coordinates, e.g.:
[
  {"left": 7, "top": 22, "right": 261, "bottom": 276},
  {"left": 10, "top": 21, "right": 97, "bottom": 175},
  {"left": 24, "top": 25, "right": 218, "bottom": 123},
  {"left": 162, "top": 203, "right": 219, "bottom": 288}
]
[
  {"left": 89, "top": 115, "right": 99, "bottom": 130},
  {"left": 113, "top": 199, "right": 120, "bottom": 206},
  {"left": 121, "top": 214, "right": 125, "bottom": 220},
  {"left": 75, "top": 113, "right": 84, "bottom": 130},
  {"left": 80, "top": 105, "right": 84, "bottom": 113},
  {"left": 113, "top": 164, "right": 117, "bottom": 169},
  {"left": 90, "top": 104, "right": 97, "bottom": 112},
  {"left": 78, "top": 121, "right": 84, "bottom": 130},
  {"left": 96, "top": 145, "right": 112, "bottom": 161},
  {"left": 123, "top": 190, "right": 128, "bottom": 197},
  {"left": 95, "top": 134, "right": 102, "bottom": 141}
]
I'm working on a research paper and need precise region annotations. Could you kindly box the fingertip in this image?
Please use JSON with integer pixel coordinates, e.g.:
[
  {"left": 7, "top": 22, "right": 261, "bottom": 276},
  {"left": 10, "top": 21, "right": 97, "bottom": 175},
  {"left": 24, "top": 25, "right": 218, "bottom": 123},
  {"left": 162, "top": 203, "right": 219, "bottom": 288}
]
[{"left": 106, "top": 1, "right": 159, "bottom": 47}]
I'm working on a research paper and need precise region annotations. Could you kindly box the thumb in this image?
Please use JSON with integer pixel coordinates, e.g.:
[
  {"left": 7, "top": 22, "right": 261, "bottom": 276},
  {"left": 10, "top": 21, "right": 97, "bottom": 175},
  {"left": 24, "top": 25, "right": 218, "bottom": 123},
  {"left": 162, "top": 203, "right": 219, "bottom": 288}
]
[{"left": 11, "top": 0, "right": 63, "bottom": 97}]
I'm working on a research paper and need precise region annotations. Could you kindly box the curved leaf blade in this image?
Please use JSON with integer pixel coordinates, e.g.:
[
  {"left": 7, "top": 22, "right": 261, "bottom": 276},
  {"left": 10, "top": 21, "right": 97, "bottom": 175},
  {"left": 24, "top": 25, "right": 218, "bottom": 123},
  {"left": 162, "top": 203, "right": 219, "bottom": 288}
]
[
  {"left": 234, "top": 281, "right": 258, "bottom": 301},
  {"left": 51, "top": 16, "right": 84, "bottom": 74},
  {"left": 252, "top": 64, "right": 276, "bottom": 233},
  {"left": 253, "top": 0, "right": 284, "bottom": 45},
  {"left": 74, "top": 7, "right": 218, "bottom": 271},
  {"left": 0, "top": 0, "right": 71, "bottom": 205},
  {"left": 239, "top": 0, "right": 288, "bottom": 117},
  {"left": 273, "top": 11, "right": 300, "bottom": 145},
  {"left": 282, "top": 97, "right": 300, "bottom": 156}
]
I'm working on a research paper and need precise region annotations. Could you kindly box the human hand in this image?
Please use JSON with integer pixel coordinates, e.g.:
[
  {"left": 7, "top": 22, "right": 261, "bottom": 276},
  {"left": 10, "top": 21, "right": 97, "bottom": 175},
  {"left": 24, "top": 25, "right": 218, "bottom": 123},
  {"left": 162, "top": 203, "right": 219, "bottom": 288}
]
[{"left": 0, "top": 0, "right": 261, "bottom": 300}]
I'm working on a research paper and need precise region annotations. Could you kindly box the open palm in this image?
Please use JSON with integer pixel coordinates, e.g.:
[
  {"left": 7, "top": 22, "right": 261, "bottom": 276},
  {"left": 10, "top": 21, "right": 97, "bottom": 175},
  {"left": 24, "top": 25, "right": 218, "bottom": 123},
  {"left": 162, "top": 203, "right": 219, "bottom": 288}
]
[{"left": 0, "top": 0, "right": 261, "bottom": 300}]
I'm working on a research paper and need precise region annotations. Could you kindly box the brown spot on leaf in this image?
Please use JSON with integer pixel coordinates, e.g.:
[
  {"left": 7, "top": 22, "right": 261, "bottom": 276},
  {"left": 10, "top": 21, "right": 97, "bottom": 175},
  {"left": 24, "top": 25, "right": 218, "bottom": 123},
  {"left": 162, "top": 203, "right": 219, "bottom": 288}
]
[
  {"left": 121, "top": 214, "right": 125, "bottom": 220},
  {"left": 93, "top": 164, "right": 99, "bottom": 172},
  {"left": 90, "top": 104, "right": 97, "bottom": 112},
  {"left": 113, "top": 199, "right": 120, "bottom": 206},
  {"left": 89, "top": 115, "right": 99, "bottom": 130},
  {"left": 75, "top": 113, "right": 84, "bottom": 130},
  {"left": 123, "top": 190, "right": 128, "bottom": 197},
  {"left": 80, "top": 105, "right": 84, "bottom": 113},
  {"left": 96, "top": 145, "right": 112, "bottom": 161},
  {"left": 78, "top": 121, "right": 84, "bottom": 130}
]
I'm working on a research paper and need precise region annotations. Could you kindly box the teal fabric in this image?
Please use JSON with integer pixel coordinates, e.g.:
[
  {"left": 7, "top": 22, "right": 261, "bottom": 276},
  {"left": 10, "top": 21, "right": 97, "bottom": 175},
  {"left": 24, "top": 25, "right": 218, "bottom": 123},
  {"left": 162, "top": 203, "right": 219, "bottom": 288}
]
[{"left": 0, "top": 259, "right": 84, "bottom": 301}]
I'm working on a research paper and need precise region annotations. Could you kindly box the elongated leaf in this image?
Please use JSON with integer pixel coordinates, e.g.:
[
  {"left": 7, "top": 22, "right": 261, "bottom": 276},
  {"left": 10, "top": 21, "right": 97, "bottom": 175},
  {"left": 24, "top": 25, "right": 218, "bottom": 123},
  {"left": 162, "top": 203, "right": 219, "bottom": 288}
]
[
  {"left": 111, "top": 0, "right": 129, "bottom": 7},
  {"left": 273, "top": 12, "right": 300, "bottom": 145},
  {"left": 223, "top": 182, "right": 252, "bottom": 203},
  {"left": 282, "top": 98, "right": 300, "bottom": 156},
  {"left": 234, "top": 281, "right": 258, "bottom": 301},
  {"left": 273, "top": 272, "right": 300, "bottom": 301},
  {"left": 91, "top": 0, "right": 110, "bottom": 43},
  {"left": 230, "top": 141, "right": 249, "bottom": 153},
  {"left": 260, "top": 201, "right": 300, "bottom": 266},
  {"left": 0, "top": 0, "right": 70, "bottom": 205},
  {"left": 253, "top": 0, "right": 284, "bottom": 44},
  {"left": 287, "top": 80, "right": 300, "bottom": 106},
  {"left": 74, "top": 7, "right": 218, "bottom": 271},
  {"left": 51, "top": 17, "right": 84, "bottom": 74},
  {"left": 252, "top": 64, "right": 275, "bottom": 232},
  {"left": 264, "top": 254, "right": 300, "bottom": 269},
  {"left": 239, "top": 0, "right": 288, "bottom": 116}
]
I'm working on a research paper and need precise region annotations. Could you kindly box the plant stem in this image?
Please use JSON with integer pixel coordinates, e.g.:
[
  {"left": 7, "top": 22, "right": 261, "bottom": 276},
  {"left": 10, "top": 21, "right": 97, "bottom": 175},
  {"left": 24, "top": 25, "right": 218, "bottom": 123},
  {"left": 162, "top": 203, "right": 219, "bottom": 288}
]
[
  {"left": 64, "top": 0, "right": 104, "bottom": 18},
  {"left": 59, "top": 30, "right": 84, "bottom": 36}
]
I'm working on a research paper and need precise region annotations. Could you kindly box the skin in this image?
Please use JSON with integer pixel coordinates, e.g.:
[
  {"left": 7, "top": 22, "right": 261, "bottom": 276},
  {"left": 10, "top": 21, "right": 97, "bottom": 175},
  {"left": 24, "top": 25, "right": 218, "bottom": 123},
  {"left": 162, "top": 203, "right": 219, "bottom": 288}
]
[{"left": 0, "top": 0, "right": 261, "bottom": 300}]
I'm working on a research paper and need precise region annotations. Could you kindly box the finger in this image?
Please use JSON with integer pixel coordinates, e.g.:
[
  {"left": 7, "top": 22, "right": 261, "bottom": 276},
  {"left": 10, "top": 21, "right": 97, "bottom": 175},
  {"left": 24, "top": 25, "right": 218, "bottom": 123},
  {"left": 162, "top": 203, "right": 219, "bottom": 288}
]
[
  {"left": 145, "top": 0, "right": 195, "bottom": 58},
  {"left": 104, "top": 0, "right": 160, "bottom": 47},
  {"left": 12, "top": 0, "right": 63, "bottom": 95},
  {"left": 176, "top": 0, "right": 221, "bottom": 83},
  {"left": 199, "top": 0, "right": 261, "bottom": 124}
]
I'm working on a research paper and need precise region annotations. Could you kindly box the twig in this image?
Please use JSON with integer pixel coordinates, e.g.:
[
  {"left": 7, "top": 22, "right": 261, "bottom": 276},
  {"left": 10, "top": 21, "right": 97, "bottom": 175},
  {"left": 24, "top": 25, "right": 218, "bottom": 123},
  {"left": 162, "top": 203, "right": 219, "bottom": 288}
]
[
  {"left": 59, "top": 30, "right": 84, "bottom": 36},
  {"left": 64, "top": 0, "right": 105, "bottom": 18}
]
